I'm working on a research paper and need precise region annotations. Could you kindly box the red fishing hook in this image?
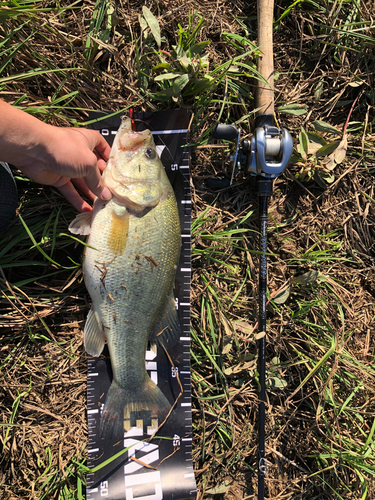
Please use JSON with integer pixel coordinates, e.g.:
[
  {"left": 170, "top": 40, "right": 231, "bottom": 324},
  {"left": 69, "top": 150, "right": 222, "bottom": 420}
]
[{"left": 129, "top": 108, "right": 136, "bottom": 131}]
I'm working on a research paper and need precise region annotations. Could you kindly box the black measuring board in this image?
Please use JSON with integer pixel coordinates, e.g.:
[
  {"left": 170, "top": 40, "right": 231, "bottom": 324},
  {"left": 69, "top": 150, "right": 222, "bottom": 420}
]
[{"left": 86, "top": 109, "right": 196, "bottom": 500}]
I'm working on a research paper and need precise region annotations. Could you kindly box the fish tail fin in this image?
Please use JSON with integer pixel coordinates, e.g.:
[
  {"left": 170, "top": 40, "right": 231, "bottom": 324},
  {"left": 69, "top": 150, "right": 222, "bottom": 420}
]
[{"left": 100, "top": 378, "right": 171, "bottom": 440}]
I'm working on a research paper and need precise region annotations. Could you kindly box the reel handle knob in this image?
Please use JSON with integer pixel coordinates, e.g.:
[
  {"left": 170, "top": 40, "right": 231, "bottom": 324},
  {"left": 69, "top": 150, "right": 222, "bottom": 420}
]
[{"left": 212, "top": 123, "right": 239, "bottom": 140}]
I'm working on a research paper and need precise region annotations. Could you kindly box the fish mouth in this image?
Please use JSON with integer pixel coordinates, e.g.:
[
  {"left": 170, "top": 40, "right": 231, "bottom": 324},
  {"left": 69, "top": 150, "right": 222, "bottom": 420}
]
[{"left": 116, "top": 117, "right": 152, "bottom": 151}]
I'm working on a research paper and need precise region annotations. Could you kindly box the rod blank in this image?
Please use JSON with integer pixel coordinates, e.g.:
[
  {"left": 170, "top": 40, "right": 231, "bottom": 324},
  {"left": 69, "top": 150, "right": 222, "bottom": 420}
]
[{"left": 256, "top": 0, "right": 275, "bottom": 116}]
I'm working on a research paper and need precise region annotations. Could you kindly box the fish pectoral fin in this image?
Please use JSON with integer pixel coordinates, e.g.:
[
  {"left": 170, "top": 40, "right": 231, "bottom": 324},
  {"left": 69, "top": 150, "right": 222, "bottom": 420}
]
[
  {"left": 84, "top": 308, "right": 106, "bottom": 356},
  {"left": 150, "top": 292, "right": 180, "bottom": 347},
  {"left": 108, "top": 209, "right": 129, "bottom": 255},
  {"left": 68, "top": 211, "right": 93, "bottom": 236}
]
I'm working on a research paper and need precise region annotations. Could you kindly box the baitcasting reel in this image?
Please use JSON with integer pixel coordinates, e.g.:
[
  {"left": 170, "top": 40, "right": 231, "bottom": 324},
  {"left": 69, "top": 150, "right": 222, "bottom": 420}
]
[{"left": 206, "top": 114, "right": 293, "bottom": 189}]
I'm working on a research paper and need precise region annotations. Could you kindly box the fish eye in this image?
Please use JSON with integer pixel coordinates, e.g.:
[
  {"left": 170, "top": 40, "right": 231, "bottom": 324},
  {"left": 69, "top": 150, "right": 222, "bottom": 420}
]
[{"left": 145, "top": 148, "right": 156, "bottom": 159}]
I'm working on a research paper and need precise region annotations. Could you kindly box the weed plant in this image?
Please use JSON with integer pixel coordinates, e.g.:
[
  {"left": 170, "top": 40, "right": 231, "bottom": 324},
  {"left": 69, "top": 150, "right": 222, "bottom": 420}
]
[{"left": 0, "top": 0, "right": 374, "bottom": 499}]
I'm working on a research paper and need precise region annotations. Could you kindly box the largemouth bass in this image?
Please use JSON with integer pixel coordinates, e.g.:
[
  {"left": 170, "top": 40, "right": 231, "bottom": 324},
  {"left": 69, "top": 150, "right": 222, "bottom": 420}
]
[{"left": 69, "top": 118, "right": 181, "bottom": 440}]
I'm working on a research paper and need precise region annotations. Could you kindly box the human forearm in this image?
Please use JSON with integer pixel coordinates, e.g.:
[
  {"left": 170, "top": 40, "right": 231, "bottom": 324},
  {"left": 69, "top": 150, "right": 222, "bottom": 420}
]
[
  {"left": 0, "top": 100, "right": 53, "bottom": 168},
  {"left": 0, "top": 100, "right": 112, "bottom": 211}
]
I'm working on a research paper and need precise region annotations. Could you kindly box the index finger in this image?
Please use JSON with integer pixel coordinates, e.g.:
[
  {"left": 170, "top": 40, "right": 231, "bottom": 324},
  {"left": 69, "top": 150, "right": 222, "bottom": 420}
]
[
  {"left": 78, "top": 129, "right": 112, "bottom": 162},
  {"left": 93, "top": 132, "right": 112, "bottom": 162}
]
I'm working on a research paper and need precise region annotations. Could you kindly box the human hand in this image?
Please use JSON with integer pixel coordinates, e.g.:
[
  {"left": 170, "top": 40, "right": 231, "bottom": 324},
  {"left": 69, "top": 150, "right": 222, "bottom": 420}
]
[{"left": 18, "top": 126, "right": 112, "bottom": 212}]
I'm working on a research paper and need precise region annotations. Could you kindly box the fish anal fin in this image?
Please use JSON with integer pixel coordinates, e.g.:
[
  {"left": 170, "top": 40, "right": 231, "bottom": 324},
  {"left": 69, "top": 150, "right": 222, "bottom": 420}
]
[
  {"left": 68, "top": 211, "right": 93, "bottom": 235},
  {"left": 150, "top": 293, "right": 180, "bottom": 347},
  {"left": 108, "top": 210, "right": 129, "bottom": 255},
  {"left": 84, "top": 308, "right": 106, "bottom": 356}
]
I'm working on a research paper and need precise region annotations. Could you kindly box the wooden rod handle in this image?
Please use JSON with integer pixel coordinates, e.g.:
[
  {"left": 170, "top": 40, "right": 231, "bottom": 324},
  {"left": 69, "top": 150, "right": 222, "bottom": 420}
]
[{"left": 256, "top": 0, "right": 274, "bottom": 116}]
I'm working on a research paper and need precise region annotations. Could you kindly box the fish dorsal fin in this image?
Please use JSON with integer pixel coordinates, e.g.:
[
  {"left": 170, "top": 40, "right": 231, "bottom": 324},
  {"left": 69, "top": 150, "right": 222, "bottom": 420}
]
[
  {"left": 84, "top": 308, "right": 106, "bottom": 356},
  {"left": 68, "top": 211, "right": 93, "bottom": 236},
  {"left": 150, "top": 293, "right": 180, "bottom": 347}
]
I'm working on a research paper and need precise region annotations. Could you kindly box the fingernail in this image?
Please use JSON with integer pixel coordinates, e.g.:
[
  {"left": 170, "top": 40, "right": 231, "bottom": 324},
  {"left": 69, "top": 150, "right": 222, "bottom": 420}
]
[{"left": 101, "top": 187, "right": 112, "bottom": 200}]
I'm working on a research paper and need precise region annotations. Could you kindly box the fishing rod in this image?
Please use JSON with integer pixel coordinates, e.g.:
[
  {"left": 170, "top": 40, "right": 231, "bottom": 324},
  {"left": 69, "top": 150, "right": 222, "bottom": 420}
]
[{"left": 209, "top": 0, "right": 293, "bottom": 497}]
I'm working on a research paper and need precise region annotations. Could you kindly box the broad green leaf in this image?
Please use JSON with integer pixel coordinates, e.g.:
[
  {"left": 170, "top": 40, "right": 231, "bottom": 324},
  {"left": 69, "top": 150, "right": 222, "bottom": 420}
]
[
  {"left": 190, "top": 41, "right": 211, "bottom": 56},
  {"left": 311, "top": 120, "right": 341, "bottom": 135},
  {"left": 270, "top": 376, "right": 288, "bottom": 389},
  {"left": 314, "top": 80, "right": 324, "bottom": 102},
  {"left": 299, "top": 126, "right": 309, "bottom": 161},
  {"left": 138, "top": 13, "right": 147, "bottom": 31},
  {"left": 140, "top": 54, "right": 149, "bottom": 90},
  {"left": 307, "top": 131, "right": 327, "bottom": 146},
  {"left": 320, "top": 171, "right": 335, "bottom": 183},
  {"left": 154, "top": 87, "right": 180, "bottom": 98},
  {"left": 154, "top": 72, "right": 182, "bottom": 81},
  {"left": 289, "top": 153, "right": 302, "bottom": 165},
  {"left": 292, "top": 270, "right": 319, "bottom": 285},
  {"left": 206, "top": 481, "right": 231, "bottom": 495},
  {"left": 152, "top": 62, "right": 171, "bottom": 71},
  {"left": 142, "top": 6, "right": 161, "bottom": 48},
  {"left": 278, "top": 103, "right": 308, "bottom": 116},
  {"left": 273, "top": 286, "right": 291, "bottom": 304},
  {"left": 316, "top": 141, "right": 339, "bottom": 158},
  {"left": 313, "top": 171, "right": 328, "bottom": 189},
  {"left": 172, "top": 73, "right": 190, "bottom": 93},
  {"left": 173, "top": 44, "right": 185, "bottom": 59}
]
